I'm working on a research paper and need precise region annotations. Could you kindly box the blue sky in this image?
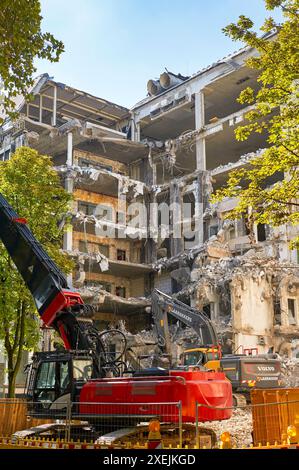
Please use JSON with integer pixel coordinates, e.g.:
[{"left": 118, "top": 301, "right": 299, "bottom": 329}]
[{"left": 36, "top": 0, "right": 282, "bottom": 108}]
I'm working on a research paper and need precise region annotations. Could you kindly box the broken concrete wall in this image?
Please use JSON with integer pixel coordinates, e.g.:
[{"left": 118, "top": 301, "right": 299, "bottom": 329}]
[
  {"left": 79, "top": 287, "right": 150, "bottom": 332},
  {"left": 191, "top": 250, "right": 299, "bottom": 357},
  {"left": 231, "top": 274, "right": 274, "bottom": 354}
]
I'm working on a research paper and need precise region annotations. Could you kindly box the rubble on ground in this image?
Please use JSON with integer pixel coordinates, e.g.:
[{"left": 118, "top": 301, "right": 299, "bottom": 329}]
[{"left": 202, "top": 407, "right": 253, "bottom": 448}]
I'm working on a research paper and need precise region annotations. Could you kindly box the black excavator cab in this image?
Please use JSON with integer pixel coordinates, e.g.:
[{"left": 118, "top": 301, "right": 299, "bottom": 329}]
[{"left": 25, "top": 351, "right": 94, "bottom": 418}]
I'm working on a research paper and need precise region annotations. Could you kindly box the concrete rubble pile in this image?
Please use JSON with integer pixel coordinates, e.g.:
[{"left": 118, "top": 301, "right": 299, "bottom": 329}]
[
  {"left": 193, "top": 248, "right": 299, "bottom": 286},
  {"left": 154, "top": 241, "right": 292, "bottom": 301},
  {"left": 115, "top": 321, "right": 193, "bottom": 367},
  {"left": 280, "top": 358, "right": 299, "bottom": 387},
  {"left": 78, "top": 286, "right": 149, "bottom": 311},
  {"left": 154, "top": 245, "right": 204, "bottom": 273},
  {"left": 114, "top": 322, "right": 159, "bottom": 368},
  {"left": 202, "top": 408, "right": 253, "bottom": 447}
]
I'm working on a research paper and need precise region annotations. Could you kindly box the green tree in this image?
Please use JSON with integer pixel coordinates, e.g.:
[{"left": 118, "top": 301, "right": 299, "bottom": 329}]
[
  {"left": 0, "top": 0, "right": 64, "bottom": 121},
  {"left": 0, "top": 147, "right": 73, "bottom": 397},
  {"left": 212, "top": 0, "right": 299, "bottom": 247}
]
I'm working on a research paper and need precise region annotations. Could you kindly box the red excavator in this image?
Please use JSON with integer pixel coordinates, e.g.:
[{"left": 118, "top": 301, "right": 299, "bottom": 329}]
[{"left": 0, "top": 192, "right": 232, "bottom": 435}]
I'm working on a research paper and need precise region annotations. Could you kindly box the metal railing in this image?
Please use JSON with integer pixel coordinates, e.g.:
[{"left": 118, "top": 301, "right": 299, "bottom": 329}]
[
  {"left": 67, "top": 401, "right": 182, "bottom": 447},
  {"left": 0, "top": 399, "right": 183, "bottom": 447},
  {"left": 2, "top": 397, "right": 299, "bottom": 449}
]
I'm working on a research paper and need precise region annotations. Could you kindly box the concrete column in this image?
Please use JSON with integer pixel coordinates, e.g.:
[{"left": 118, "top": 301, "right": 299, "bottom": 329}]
[
  {"left": 63, "top": 176, "right": 74, "bottom": 286},
  {"left": 39, "top": 95, "right": 43, "bottom": 123},
  {"left": 144, "top": 158, "right": 156, "bottom": 186},
  {"left": 144, "top": 272, "right": 155, "bottom": 298},
  {"left": 130, "top": 115, "right": 141, "bottom": 143},
  {"left": 130, "top": 116, "right": 136, "bottom": 142},
  {"left": 195, "top": 91, "right": 206, "bottom": 170},
  {"left": 144, "top": 192, "right": 157, "bottom": 263},
  {"left": 136, "top": 122, "right": 141, "bottom": 142},
  {"left": 153, "top": 163, "right": 157, "bottom": 186},
  {"left": 212, "top": 301, "right": 220, "bottom": 322},
  {"left": 117, "top": 179, "right": 127, "bottom": 239},
  {"left": 170, "top": 181, "right": 183, "bottom": 256},
  {"left": 67, "top": 131, "right": 73, "bottom": 166},
  {"left": 194, "top": 173, "right": 204, "bottom": 246},
  {"left": 52, "top": 86, "right": 57, "bottom": 126}
]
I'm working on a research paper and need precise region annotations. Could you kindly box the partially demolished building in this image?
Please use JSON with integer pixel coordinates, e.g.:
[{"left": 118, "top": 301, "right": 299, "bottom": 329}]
[
  {"left": 0, "top": 41, "right": 299, "bottom": 368},
  {"left": 130, "top": 44, "right": 299, "bottom": 358}
]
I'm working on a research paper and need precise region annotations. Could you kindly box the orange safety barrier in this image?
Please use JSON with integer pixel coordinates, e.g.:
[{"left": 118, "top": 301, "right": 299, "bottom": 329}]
[
  {"left": 251, "top": 387, "right": 299, "bottom": 446},
  {"left": 0, "top": 399, "right": 54, "bottom": 436}
]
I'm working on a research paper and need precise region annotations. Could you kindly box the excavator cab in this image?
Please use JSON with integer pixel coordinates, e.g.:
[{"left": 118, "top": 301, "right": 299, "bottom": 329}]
[
  {"left": 181, "top": 347, "right": 220, "bottom": 368},
  {"left": 26, "top": 351, "right": 94, "bottom": 418}
]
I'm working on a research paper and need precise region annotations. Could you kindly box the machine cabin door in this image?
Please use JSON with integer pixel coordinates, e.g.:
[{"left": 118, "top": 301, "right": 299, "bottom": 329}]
[{"left": 34, "top": 360, "right": 71, "bottom": 409}]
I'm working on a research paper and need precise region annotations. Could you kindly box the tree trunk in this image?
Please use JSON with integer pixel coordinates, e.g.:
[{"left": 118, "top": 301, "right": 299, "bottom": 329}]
[
  {"left": 5, "top": 302, "right": 26, "bottom": 398},
  {"left": 6, "top": 350, "right": 16, "bottom": 398},
  {"left": 7, "top": 370, "right": 16, "bottom": 398}
]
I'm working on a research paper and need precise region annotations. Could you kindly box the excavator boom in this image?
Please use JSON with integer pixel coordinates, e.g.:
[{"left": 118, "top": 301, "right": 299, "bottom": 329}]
[
  {"left": 0, "top": 193, "right": 98, "bottom": 353},
  {"left": 152, "top": 289, "right": 220, "bottom": 357}
]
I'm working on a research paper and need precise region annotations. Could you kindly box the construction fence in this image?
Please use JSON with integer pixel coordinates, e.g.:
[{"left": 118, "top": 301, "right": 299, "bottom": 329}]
[
  {"left": 0, "top": 399, "right": 55, "bottom": 436},
  {"left": 0, "top": 399, "right": 182, "bottom": 448},
  {"left": 1, "top": 393, "right": 299, "bottom": 449}
]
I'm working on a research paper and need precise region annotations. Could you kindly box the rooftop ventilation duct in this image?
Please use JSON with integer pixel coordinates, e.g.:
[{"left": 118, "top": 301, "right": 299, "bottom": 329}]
[
  {"left": 160, "top": 71, "right": 186, "bottom": 89},
  {"left": 147, "top": 79, "right": 163, "bottom": 96}
]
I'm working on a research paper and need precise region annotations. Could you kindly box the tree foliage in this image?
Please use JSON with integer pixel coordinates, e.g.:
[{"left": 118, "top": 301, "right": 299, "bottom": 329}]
[
  {"left": 212, "top": 0, "right": 299, "bottom": 247},
  {"left": 0, "top": 147, "right": 73, "bottom": 396},
  {"left": 0, "top": 0, "right": 64, "bottom": 121}
]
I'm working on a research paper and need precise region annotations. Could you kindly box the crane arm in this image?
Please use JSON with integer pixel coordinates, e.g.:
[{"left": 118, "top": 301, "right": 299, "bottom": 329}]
[
  {"left": 151, "top": 288, "right": 219, "bottom": 354},
  {"left": 0, "top": 193, "right": 103, "bottom": 355}
]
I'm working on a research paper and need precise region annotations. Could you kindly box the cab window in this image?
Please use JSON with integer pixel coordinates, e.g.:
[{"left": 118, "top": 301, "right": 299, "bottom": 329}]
[
  {"left": 183, "top": 351, "right": 204, "bottom": 366},
  {"left": 35, "top": 361, "right": 56, "bottom": 406},
  {"left": 206, "top": 352, "right": 219, "bottom": 361},
  {"left": 36, "top": 361, "right": 56, "bottom": 389}
]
